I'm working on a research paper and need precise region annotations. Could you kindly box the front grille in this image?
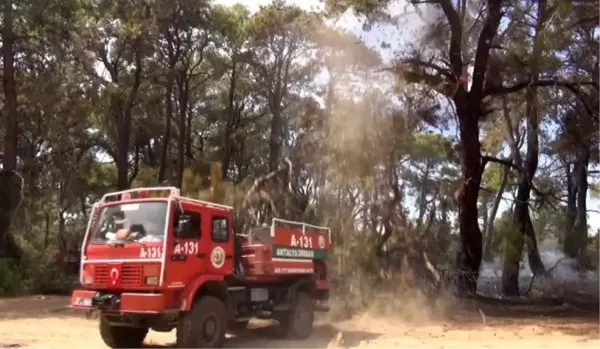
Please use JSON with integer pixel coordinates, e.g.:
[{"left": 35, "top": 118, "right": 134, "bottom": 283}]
[{"left": 92, "top": 264, "right": 143, "bottom": 288}]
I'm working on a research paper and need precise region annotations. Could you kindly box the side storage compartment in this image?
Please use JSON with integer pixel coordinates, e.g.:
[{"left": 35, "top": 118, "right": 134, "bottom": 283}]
[{"left": 240, "top": 219, "right": 330, "bottom": 277}]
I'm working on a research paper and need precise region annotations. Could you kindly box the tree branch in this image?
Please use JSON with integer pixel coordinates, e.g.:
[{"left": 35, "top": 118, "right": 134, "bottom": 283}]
[
  {"left": 240, "top": 157, "right": 292, "bottom": 210},
  {"left": 397, "top": 58, "right": 454, "bottom": 80},
  {"left": 379, "top": 66, "right": 453, "bottom": 97},
  {"left": 481, "top": 155, "right": 516, "bottom": 171},
  {"left": 437, "top": 0, "right": 463, "bottom": 78},
  {"left": 481, "top": 155, "right": 557, "bottom": 210},
  {"left": 469, "top": 0, "right": 503, "bottom": 101},
  {"left": 484, "top": 79, "right": 598, "bottom": 96},
  {"left": 524, "top": 256, "right": 567, "bottom": 296}
]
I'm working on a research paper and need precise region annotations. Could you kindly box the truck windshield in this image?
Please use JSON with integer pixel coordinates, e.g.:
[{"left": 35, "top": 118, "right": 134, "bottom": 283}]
[{"left": 89, "top": 202, "right": 168, "bottom": 244}]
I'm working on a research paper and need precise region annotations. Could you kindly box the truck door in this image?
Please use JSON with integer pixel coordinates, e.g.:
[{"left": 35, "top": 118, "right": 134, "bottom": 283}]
[
  {"left": 167, "top": 203, "right": 206, "bottom": 285},
  {"left": 204, "top": 211, "right": 233, "bottom": 276}
]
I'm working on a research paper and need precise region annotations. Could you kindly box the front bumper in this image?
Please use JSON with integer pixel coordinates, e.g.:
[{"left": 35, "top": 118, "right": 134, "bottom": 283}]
[{"left": 70, "top": 289, "right": 168, "bottom": 314}]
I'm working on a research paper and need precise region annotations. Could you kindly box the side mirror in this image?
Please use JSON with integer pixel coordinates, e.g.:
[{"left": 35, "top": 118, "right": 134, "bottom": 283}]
[{"left": 175, "top": 214, "right": 194, "bottom": 238}]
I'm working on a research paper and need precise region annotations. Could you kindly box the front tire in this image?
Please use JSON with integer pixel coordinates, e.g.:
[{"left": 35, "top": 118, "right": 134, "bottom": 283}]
[
  {"left": 99, "top": 316, "right": 148, "bottom": 348},
  {"left": 176, "top": 295, "right": 228, "bottom": 348},
  {"left": 277, "top": 291, "right": 314, "bottom": 339}
]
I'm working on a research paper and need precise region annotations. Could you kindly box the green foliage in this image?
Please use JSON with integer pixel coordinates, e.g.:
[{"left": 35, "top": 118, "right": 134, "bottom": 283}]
[
  {"left": 0, "top": 244, "right": 75, "bottom": 296},
  {"left": 481, "top": 118, "right": 506, "bottom": 155},
  {"left": 0, "top": 259, "right": 26, "bottom": 296},
  {"left": 482, "top": 163, "right": 507, "bottom": 191},
  {"left": 212, "top": 3, "right": 251, "bottom": 46},
  {"left": 409, "top": 132, "right": 452, "bottom": 162},
  {"left": 323, "top": 0, "right": 392, "bottom": 28}
]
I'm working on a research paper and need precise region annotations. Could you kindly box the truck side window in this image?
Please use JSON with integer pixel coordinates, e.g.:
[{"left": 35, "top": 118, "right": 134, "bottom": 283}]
[
  {"left": 211, "top": 216, "right": 228, "bottom": 242},
  {"left": 174, "top": 210, "right": 202, "bottom": 238}
]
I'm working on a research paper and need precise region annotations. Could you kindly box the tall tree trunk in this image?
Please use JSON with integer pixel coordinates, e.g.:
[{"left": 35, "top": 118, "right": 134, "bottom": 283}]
[
  {"left": 57, "top": 209, "right": 66, "bottom": 252},
  {"left": 454, "top": 104, "right": 484, "bottom": 296},
  {"left": 373, "top": 0, "right": 507, "bottom": 295},
  {"left": 176, "top": 71, "right": 189, "bottom": 189},
  {"left": 572, "top": 151, "right": 590, "bottom": 261},
  {"left": 483, "top": 167, "right": 508, "bottom": 262},
  {"left": 2, "top": 0, "right": 17, "bottom": 174},
  {"left": 186, "top": 104, "right": 193, "bottom": 160},
  {"left": 145, "top": 139, "right": 157, "bottom": 167},
  {"left": 416, "top": 166, "right": 431, "bottom": 230},
  {"left": 502, "top": 0, "right": 548, "bottom": 296},
  {"left": 222, "top": 59, "right": 238, "bottom": 179},
  {"left": 158, "top": 73, "right": 174, "bottom": 184},
  {"left": 269, "top": 106, "right": 283, "bottom": 171},
  {"left": 44, "top": 212, "right": 51, "bottom": 251},
  {"left": 116, "top": 39, "right": 143, "bottom": 190},
  {"left": 268, "top": 56, "right": 288, "bottom": 171},
  {"left": 564, "top": 161, "right": 577, "bottom": 243},
  {"left": 481, "top": 197, "right": 490, "bottom": 240},
  {"left": 517, "top": 82, "right": 545, "bottom": 275},
  {"left": 80, "top": 192, "right": 88, "bottom": 223},
  {"left": 115, "top": 120, "right": 130, "bottom": 190},
  {"left": 0, "top": 0, "right": 23, "bottom": 261}
]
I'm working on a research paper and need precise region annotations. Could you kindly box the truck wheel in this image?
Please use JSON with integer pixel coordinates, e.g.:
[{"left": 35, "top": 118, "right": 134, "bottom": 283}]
[
  {"left": 99, "top": 316, "right": 148, "bottom": 348},
  {"left": 176, "top": 295, "right": 227, "bottom": 348},
  {"left": 278, "top": 291, "right": 314, "bottom": 339}
]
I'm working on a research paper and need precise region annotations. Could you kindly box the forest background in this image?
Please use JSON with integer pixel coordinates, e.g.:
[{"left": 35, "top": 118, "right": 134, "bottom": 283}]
[{"left": 0, "top": 0, "right": 597, "bottom": 311}]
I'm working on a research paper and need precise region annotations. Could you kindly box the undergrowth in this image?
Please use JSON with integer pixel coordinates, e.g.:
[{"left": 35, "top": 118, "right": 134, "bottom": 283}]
[{"left": 0, "top": 251, "right": 75, "bottom": 297}]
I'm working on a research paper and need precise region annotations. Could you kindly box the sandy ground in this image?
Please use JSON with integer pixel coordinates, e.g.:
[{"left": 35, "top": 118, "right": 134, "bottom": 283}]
[{"left": 0, "top": 295, "right": 598, "bottom": 348}]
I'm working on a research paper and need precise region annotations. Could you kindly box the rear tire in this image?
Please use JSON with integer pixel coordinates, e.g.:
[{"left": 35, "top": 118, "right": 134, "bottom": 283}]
[
  {"left": 277, "top": 291, "right": 314, "bottom": 339},
  {"left": 99, "top": 316, "right": 148, "bottom": 348},
  {"left": 176, "top": 295, "right": 227, "bottom": 348}
]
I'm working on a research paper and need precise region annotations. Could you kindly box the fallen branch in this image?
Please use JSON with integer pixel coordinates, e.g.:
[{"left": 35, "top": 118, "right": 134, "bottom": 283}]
[
  {"left": 422, "top": 251, "right": 441, "bottom": 284},
  {"left": 478, "top": 308, "right": 487, "bottom": 325},
  {"left": 240, "top": 157, "right": 292, "bottom": 210},
  {"left": 258, "top": 189, "right": 280, "bottom": 218}
]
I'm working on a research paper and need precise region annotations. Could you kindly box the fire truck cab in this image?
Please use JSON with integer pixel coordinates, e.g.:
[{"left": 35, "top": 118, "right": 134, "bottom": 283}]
[{"left": 70, "top": 186, "right": 330, "bottom": 348}]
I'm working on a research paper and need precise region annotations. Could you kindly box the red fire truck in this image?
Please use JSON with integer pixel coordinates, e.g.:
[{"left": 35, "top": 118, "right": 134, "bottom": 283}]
[{"left": 70, "top": 186, "right": 330, "bottom": 348}]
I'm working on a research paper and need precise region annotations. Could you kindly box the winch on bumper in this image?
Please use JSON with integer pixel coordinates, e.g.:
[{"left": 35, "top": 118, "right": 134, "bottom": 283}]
[{"left": 70, "top": 289, "right": 168, "bottom": 313}]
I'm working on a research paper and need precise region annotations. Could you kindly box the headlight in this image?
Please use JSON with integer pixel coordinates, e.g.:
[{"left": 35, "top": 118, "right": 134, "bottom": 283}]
[
  {"left": 82, "top": 266, "right": 94, "bottom": 285},
  {"left": 145, "top": 276, "right": 158, "bottom": 285},
  {"left": 143, "top": 264, "right": 160, "bottom": 286}
]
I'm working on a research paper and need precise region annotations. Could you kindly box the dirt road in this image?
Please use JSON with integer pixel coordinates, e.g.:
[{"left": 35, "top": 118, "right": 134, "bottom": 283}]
[{"left": 0, "top": 295, "right": 598, "bottom": 348}]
